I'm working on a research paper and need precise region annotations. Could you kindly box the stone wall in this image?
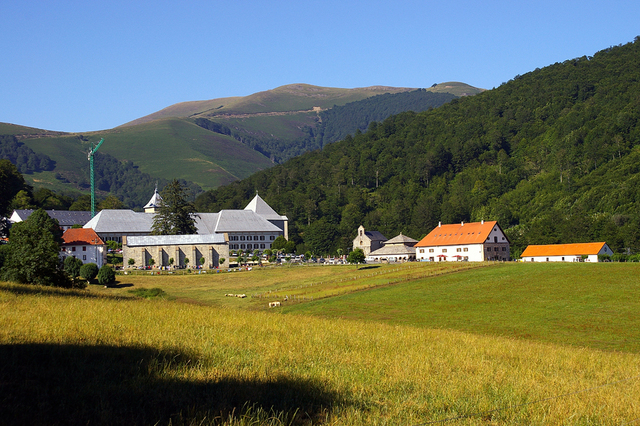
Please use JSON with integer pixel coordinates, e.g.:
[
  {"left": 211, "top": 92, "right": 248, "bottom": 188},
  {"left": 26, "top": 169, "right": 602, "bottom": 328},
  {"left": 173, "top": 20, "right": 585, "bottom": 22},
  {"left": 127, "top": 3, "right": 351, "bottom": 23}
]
[{"left": 123, "top": 241, "right": 229, "bottom": 270}]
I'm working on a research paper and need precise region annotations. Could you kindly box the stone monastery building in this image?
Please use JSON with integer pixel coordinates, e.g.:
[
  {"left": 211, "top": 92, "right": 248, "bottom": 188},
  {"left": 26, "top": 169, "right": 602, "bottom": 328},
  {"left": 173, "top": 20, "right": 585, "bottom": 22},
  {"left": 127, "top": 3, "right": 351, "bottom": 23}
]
[{"left": 83, "top": 191, "right": 288, "bottom": 269}]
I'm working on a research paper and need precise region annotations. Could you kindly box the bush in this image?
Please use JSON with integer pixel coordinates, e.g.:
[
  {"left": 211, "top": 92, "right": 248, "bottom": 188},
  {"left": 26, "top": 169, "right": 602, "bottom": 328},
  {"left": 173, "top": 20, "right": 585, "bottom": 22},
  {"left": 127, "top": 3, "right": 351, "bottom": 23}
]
[
  {"left": 97, "top": 265, "right": 116, "bottom": 286},
  {"left": 79, "top": 263, "right": 99, "bottom": 282},
  {"left": 347, "top": 248, "right": 366, "bottom": 264}
]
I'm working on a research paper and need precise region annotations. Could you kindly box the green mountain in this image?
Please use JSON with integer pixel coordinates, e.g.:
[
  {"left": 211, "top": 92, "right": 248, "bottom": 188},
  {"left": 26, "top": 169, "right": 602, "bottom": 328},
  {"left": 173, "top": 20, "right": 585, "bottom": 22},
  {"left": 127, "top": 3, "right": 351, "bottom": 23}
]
[
  {"left": 1, "top": 83, "right": 477, "bottom": 208},
  {"left": 194, "top": 38, "right": 640, "bottom": 257}
]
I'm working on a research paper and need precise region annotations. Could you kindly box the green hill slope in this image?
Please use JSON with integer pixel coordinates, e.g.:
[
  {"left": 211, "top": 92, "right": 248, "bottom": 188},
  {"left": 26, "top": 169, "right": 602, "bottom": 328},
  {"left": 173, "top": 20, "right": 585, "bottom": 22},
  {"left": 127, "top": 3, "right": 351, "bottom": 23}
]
[
  {"left": 2, "top": 82, "right": 479, "bottom": 205},
  {"left": 195, "top": 38, "right": 640, "bottom": 256},
  {"left": 20, "top": 118, "right": 273, "bottom": 192}
]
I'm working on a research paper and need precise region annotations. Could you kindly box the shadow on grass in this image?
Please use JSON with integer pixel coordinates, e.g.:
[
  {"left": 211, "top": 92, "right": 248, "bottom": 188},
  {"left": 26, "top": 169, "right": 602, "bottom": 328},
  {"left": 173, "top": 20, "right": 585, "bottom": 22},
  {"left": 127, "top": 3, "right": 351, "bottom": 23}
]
[
  {"left": 0, "top": 283, "right": 130, "bottom": 301},
  {"left": 0, "top": 343, "right": 347, "bottom": 425},
  {"left": 107, "top": 282, "right": 133, "bottom": 289},
  {"left": 357, "top": 265, "right": 380, "bottom": 270}
]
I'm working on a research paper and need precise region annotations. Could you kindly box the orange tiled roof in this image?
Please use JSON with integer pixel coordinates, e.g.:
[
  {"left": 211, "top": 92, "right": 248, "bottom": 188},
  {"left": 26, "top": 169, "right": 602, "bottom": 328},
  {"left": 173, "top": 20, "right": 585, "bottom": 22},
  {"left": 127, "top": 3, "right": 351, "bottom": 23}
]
[
  {"left": 521, "top": 242, "right": 607, "bottom": 257},
  {"left": 61, "top": 228, "right": 105, "bottom": 246},
  {"left": 415, "top": 221, "right": 499, "bottom": 247}
]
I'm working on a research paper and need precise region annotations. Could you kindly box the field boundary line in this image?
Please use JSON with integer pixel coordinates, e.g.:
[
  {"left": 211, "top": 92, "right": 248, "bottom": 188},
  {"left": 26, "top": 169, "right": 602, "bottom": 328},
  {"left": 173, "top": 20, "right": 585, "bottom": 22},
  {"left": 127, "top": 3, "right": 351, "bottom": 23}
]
[{"left": 415, "top": 373, "right": 640, "bottom": 425}]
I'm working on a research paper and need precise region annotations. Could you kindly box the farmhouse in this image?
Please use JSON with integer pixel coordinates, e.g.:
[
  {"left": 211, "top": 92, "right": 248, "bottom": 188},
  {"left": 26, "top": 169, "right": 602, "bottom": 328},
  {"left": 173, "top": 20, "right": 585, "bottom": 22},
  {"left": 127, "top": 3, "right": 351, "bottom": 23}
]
[
  {"left": 520, "top": 242, "right": 613, "bottom": 262},
  {"left": 353, "top": 225, "right": 387, "bottom": 256},
  {"left": 10, "top": 209, "right": 92, "bottom": 231},
  {"left": 415, "top": 220, "right": 510, "bottom": 262},
  {"left": 366, "top": 233, "right": 418, "bottom": 262},
  {"left": 60, "top": 228, "right": 107, "bottom": 267}
]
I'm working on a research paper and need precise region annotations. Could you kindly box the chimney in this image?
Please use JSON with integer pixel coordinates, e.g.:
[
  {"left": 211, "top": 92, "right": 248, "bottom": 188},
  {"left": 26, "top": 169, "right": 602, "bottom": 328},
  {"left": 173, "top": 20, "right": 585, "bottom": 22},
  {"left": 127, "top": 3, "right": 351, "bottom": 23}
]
[
  {"left": 481, "top": 220, "right": 484, "bottom": 225},
  {"left": 438, "top": 221, "right": 441, "bottom": 227},
  {"left": 461, "top": 221, "right": 464, "bottom": 226}
]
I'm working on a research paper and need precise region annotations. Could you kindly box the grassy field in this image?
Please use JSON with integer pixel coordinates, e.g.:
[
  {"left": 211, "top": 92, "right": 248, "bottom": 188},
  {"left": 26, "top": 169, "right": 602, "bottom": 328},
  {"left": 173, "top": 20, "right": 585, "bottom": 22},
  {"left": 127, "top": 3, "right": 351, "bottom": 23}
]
[{"left": 1, "top": 262, "right": 639, "bottom": 424}]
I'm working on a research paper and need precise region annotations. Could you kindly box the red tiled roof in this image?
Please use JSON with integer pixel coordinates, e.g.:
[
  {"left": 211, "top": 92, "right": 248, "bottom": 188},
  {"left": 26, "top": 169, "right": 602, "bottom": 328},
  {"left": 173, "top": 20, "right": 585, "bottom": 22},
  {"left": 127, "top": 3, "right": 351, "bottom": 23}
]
[
  {"left": 61, "top": 228, "right": 105, "bottom": 246},
  {"left": 521, "top": 242, "right": 607, "bottom": 257},
  {"left": 415, "top": 221, "right": 499, "bottom": 247}
]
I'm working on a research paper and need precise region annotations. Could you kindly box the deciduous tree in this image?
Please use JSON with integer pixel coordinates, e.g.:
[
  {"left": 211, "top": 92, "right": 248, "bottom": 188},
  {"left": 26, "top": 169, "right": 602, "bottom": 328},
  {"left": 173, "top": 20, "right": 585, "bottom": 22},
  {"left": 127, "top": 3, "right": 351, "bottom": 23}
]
[{"left": 1, "top": 209, "right": 70, "bottom": 287}]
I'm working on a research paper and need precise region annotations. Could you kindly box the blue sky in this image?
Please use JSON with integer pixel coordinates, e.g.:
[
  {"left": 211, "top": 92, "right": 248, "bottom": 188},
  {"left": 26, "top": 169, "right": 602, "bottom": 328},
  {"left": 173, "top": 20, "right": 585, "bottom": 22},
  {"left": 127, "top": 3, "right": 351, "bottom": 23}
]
[{"left": 2, "top": 0, "right": 639, "bottom": 132}]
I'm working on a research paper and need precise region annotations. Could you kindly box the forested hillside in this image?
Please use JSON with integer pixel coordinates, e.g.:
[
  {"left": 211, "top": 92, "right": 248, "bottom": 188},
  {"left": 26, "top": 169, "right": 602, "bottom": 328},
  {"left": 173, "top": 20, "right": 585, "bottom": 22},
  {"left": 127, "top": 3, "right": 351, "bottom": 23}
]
[
  {"left": 193, "top": 88, "right": 459, "bottom": 163},
  {"left": 195, "top": 38, "right": 640, "bottom": 257}
]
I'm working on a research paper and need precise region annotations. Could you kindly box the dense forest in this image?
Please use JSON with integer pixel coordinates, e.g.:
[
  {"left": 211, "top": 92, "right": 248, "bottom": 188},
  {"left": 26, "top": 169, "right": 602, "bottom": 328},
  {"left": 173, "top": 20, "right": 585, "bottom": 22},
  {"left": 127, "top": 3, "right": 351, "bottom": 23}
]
[
  {"left": 0, "top": 135, "right": 55, "bottom": 174},
  {"left": 195, "top": 38, "right": 640, "bottom": 257},
  {"left": 195, "top": 90, "right": 457, "bottom": 163}
]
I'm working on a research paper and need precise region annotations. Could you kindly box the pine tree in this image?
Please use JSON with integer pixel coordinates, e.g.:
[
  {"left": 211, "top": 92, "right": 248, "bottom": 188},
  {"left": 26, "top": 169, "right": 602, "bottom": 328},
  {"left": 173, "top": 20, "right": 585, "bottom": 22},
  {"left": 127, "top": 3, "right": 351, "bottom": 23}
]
[{"left": 151, "top": 180, "right": 198, "bottom": 235}]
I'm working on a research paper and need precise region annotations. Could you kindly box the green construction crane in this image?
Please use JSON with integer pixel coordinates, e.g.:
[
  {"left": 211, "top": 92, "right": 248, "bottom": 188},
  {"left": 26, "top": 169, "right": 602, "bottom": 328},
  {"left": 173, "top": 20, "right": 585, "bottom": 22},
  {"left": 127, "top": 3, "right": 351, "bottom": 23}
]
[{"left": 88, "top": 138, "right": 104, "bottom": 218}]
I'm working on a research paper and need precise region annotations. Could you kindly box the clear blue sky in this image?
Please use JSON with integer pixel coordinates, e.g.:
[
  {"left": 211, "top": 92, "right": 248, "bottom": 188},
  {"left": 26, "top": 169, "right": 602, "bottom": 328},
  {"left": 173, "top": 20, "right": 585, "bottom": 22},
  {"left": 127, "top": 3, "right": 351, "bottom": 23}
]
[{"left": 2, "top": 0, "right": 639, "bottom": 133}]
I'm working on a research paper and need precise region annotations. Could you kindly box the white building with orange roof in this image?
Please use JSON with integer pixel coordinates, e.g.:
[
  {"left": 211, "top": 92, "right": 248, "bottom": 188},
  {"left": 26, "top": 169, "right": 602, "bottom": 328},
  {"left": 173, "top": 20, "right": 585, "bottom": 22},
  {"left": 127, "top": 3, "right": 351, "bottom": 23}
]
[
  {"left": 60, "top": 228, "right": 107, "bottom": 267},
  {"left": 520, "top": 242, "right": 613, "bottom": 262},
  {"left": 415, "top": 220, "right": 510, "bottom": 262}
]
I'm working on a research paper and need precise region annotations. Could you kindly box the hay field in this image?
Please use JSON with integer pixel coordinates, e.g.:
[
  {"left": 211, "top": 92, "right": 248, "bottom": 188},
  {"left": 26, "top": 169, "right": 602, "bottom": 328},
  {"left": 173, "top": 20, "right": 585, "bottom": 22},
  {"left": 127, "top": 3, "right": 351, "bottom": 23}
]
[{"left": 1, "top": 262, "right": 639, "bottom": 425}]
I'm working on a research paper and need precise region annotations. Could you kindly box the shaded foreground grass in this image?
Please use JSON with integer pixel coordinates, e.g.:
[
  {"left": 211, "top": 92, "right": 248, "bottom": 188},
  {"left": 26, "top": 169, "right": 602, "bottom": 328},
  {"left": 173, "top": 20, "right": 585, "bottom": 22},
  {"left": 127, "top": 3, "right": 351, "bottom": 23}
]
[{"left": 1, "top": 281, "right": 640, "bottom": 425}]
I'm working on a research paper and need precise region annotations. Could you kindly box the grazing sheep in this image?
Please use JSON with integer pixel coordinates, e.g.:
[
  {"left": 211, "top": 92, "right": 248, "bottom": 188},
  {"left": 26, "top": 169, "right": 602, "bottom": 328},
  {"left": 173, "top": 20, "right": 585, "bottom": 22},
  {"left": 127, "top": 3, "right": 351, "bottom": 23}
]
[
  {"left": 236, "top": 294, "right": 246, "bottom": 298},
  {"left": 269, "top": 301, "right": 281, "bottom": 308}
]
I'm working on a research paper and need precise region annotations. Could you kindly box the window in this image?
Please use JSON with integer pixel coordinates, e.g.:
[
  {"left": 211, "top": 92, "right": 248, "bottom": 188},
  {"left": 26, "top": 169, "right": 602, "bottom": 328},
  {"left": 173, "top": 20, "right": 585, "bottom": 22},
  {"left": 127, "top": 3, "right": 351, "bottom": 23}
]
[
  {"left": 247, "top": 244, "right": 252, "bottom": 250},
  {"left": 260, "top": 244, "right": 265, "bottom": 249},
  {"left": 463, "top": 248, "right": 468, "bottom": 252},
  {"left": 240, "top": 244, "right": 245, "bottom": 249},
  {"left": 442, "top": 249, "right": 447, "bottom": 253},
  {"left": 82, "top": 255, "right": 86, "bottom": 260},
  {"left": 72, "top": 247, "right": 76, "bottom": 252},
  {"left": 494, "top": 247, "right": 499, "bottom": 251},
  {"left": 487, "top": 247, "right": 491, "bottom": 252},
  {"left": 270, "top": 236, "right": 275, "bottom": 240},
  {"left": 82, "top": 246, "right": 86, "bottom": 251},
  {"left": 501, "top": 247, "right": 506, "bottom": 251},
  {"left": 419, "top": 249, "right": 424, "bottom": 253},
  {"left": 456, "top": 248, "right": 461, "bottom": 252},
  {"left": 260, "top": 235, "right": 265, "bottom": 241},
  {"left": 429, "top": 249, "right": 434, "bottom": 253}
]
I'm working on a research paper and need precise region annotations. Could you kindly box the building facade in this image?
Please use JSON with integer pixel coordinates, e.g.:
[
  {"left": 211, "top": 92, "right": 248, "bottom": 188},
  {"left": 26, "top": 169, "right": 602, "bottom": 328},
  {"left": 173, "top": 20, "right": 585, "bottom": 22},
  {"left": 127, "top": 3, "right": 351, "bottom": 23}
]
[
  {"left": 520, "top": 242, "right": 612, "bottom": 262},
  {"left": 352, "top": 225, "right": 387, "bottom": 257},
  {"left": 60, "top": 228, "right": 107, "bottom": 267},
  {"left": 122, "top": 234, "right": 229, "bottom": 269}
]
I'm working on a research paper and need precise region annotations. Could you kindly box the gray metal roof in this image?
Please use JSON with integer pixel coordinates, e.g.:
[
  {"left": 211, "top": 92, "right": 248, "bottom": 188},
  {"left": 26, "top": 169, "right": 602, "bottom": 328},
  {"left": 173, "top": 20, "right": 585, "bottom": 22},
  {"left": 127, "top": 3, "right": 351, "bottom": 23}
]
[
  {"left": 214, "top": 210, "right": 282, "bottom": 233},
  {"left": 365, "top": 230, "right": 388, "bottom": 242},
  {"left": 84, "top": 209, "right": 280, "bottom": 235},
  {"left": 11, "top": 209, "right": 92, "bottom": 227},
  {"left": 127, "top": 233, "right": 226, "bottom": 247},
  {"left": 194, "top": 213, "right": 219, "bottom": 234},
  {"left": 368, "top": 244, "right": 416, "bottom": 257},
  {"left": 84, "top": 210, "right": 155, "bottom": 233},
  {"left": 384, "top": 233, "right": 418, "bottom": 246},
  {"left": 244, "top": 194, "right": 288, "bottom": 221}
]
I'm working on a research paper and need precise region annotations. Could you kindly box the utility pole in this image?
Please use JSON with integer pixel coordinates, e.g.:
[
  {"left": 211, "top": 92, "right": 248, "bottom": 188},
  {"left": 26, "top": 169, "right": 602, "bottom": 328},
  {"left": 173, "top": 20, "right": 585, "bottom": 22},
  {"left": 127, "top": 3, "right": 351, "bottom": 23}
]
[{"left": 88, "top": 138, "right": 104, "bottom": 218}]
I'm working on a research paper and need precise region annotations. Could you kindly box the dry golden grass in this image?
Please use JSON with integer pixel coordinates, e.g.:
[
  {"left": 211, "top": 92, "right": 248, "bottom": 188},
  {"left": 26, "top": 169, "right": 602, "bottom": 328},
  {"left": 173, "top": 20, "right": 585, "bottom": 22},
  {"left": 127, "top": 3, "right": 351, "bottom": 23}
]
[{"left": 1, "top": 282, "right": 639, "bottom": 425}]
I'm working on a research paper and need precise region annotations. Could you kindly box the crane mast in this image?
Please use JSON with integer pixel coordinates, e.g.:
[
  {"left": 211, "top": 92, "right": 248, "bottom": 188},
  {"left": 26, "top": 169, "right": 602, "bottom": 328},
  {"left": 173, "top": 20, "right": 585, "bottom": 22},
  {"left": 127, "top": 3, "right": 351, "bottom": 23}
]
[{"left": 88, "top": 138, "right": 104, "bottom": 218}]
